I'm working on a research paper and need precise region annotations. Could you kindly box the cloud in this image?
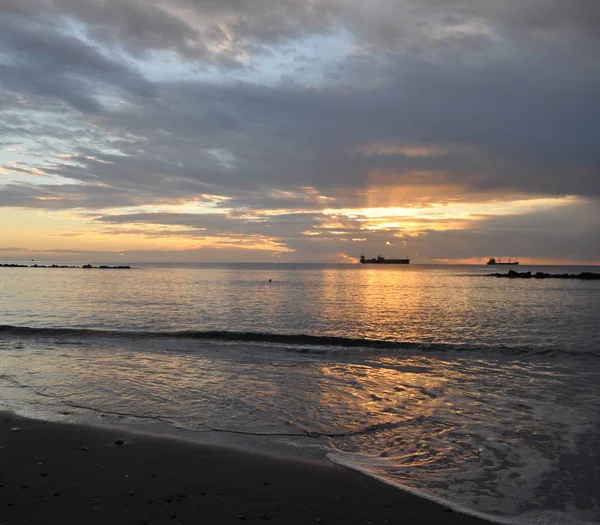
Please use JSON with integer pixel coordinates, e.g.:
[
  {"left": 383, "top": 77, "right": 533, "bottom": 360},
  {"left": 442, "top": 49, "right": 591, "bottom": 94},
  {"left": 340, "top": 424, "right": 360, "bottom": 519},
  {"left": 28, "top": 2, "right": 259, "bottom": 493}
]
[
  {"left": 1, "top": 0, "right": 337, "bottom": 67},
  {"left": 1, "top": 0, "right": 598, "bottom": 261},
  {"left": 0, "top": 11, "right": 156, "bottom": 113}
]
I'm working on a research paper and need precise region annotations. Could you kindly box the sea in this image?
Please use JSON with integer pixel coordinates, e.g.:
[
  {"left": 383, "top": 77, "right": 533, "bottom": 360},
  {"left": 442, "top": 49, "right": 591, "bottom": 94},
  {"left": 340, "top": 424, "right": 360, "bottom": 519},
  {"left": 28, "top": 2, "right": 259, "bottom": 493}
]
[{"left": 1, "top": 262, "right": 599, "bottom": 524}]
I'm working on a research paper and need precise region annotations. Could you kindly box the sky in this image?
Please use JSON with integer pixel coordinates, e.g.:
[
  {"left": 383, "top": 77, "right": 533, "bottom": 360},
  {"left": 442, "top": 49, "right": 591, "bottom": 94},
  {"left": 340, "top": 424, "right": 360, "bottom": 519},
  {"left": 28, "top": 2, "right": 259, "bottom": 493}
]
[{"left": 1, "top": 0, "right": 599, "bottom": 264}]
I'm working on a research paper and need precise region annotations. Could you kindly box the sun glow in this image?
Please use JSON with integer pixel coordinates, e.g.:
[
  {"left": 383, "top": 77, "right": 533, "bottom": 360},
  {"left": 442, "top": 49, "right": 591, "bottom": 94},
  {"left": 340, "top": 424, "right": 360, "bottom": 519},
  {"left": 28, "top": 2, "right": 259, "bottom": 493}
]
[{"left": 323, "top": 196, "right": 578, "bottom": 233}]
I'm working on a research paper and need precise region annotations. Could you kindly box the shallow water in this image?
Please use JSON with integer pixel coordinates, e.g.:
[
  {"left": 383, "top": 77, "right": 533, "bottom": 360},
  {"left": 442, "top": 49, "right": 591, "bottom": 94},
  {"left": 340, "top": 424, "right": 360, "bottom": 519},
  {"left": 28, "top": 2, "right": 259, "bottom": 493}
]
[{"left": 1, "top": 263, "right": 599, "bottom": 524}]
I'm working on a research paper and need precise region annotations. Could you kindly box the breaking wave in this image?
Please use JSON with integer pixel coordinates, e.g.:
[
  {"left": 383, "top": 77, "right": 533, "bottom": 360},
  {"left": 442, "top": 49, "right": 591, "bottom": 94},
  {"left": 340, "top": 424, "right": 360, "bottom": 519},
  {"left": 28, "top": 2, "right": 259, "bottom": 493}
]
[{"left": 0, "top": 324, "right": 594, "bottom": 358}]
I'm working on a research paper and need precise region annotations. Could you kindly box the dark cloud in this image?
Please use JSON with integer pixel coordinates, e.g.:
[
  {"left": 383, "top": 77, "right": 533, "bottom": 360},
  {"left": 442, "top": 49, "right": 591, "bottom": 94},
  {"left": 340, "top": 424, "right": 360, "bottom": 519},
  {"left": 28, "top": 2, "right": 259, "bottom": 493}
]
[
  {"left": 4, "top": 1, "right": 598, "bottom": 67},
  {"left": 27, "top": 65, "right": 600, "bottom": 198},
  {"left": 1, "top": 0, "right": 336, "bottom": 66},
  {"left": 0, "top": 12, "right": 156, "bottom": 113}
]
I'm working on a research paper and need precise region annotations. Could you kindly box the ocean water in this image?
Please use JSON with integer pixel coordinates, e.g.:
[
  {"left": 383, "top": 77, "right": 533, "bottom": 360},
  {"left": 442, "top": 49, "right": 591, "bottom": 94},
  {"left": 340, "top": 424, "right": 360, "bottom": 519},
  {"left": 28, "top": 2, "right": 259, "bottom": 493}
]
[{"left": 1, "top": 263, "right": 599, "bottom": 524}]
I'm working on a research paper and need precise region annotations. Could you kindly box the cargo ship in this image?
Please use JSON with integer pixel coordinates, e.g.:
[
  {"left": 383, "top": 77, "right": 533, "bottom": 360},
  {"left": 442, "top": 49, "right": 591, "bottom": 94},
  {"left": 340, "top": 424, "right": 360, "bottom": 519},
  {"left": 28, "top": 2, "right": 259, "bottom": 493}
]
[
  {"left": 487, "top": 257, "right": 519, "bottom": 266},
  {"left": 360, "top": 255, "right": 410, "bottom": 264}
]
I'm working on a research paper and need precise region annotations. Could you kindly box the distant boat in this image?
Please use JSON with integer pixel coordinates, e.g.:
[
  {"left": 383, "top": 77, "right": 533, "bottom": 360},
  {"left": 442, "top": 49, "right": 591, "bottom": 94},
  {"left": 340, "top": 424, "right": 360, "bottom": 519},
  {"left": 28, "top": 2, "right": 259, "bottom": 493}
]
[
  {"left": 360, "top": 255, "right": 410, "bottom": 265},
  {"left": 487, "top": 257, "right": 519, "bottom": 266}
]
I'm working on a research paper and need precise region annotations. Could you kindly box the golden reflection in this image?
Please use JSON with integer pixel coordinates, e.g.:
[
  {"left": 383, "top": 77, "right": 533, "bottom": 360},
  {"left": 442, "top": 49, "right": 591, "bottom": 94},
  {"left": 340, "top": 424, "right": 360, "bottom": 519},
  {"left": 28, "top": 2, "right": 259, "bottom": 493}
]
[{"left": 312, "top": 357, "right": 448, "bottom": 435}]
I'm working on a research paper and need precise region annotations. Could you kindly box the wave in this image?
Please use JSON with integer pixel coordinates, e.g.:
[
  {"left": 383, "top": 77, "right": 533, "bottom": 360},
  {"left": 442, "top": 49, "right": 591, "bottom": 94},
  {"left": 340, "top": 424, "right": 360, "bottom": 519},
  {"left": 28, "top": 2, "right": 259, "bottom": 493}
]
[
  {"left": 328, "top": 452, "right": 597, "bottom": 525},
  {"left": 0, "top": 324, "right": 594, "bottom": 359},
  {"left": 0, "top": 325, "right": 600, "bottom": 357}
]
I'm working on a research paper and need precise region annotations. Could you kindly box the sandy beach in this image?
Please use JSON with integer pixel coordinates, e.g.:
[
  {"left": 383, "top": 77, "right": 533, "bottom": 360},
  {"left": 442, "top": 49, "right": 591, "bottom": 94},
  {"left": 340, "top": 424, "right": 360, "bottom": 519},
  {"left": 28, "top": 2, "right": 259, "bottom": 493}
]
[{"left": 0, "top": 411, "right": 488, "bottom": 525}]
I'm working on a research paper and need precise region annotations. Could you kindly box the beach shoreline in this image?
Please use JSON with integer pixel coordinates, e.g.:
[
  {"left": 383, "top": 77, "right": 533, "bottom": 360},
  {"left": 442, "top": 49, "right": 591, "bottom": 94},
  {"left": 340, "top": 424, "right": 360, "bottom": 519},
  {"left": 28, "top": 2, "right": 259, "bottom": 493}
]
[{"left": 0, "top": 410, "right": 488, "bottom": 524}]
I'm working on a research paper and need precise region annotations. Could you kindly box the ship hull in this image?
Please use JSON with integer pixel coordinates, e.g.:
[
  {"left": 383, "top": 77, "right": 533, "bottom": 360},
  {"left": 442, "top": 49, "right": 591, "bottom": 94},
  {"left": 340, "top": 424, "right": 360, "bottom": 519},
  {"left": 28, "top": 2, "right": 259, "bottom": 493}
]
[
  {"left": 487, "top": 262, "right": 519, "bottom": 265},
  {"left": 361, "top": 259, "right": 410, "bottom": 264}
]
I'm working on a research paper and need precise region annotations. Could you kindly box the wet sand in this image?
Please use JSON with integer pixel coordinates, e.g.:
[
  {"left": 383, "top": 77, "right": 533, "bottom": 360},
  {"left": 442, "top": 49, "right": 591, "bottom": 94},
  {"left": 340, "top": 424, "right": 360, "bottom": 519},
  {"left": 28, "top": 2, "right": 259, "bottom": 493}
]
[{"left": 0, "top": 411, "right": 487, "bottom": 524}]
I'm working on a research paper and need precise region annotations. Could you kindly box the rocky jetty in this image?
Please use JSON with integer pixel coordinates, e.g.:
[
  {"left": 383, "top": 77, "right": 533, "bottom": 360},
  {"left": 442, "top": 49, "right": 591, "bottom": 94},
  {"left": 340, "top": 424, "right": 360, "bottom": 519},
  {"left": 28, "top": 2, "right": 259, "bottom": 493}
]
[
  {"left": 1, "top": 263, "right": 131, "bottom": 269},
  {"left": 490, "top": 270, "right": 600, "bottom": 280}
]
